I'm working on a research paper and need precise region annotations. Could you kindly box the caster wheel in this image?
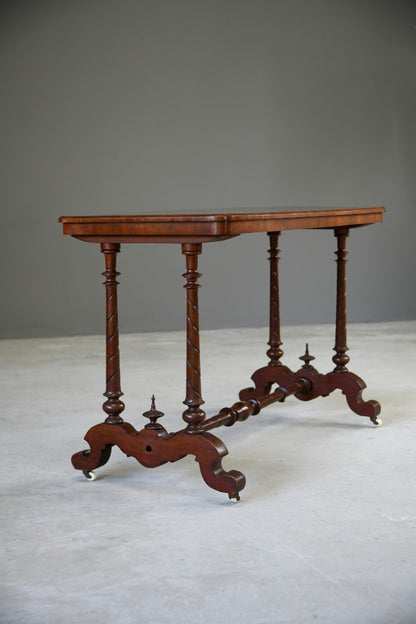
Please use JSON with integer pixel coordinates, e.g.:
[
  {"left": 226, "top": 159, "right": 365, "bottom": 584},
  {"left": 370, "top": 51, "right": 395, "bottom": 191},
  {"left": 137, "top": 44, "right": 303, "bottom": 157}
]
[
  {"left": 83, "top": 470, "right": 97, "bottom": 481},
  {"left": 372, "top": 417, "right": 382, "bottom": 427}
]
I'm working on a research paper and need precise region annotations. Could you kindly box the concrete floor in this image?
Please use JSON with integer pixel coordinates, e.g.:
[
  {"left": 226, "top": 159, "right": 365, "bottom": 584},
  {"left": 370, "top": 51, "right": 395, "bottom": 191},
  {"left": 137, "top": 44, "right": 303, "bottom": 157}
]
[{"left": 1, "top": 321, "right": 416, "bottom": 624}]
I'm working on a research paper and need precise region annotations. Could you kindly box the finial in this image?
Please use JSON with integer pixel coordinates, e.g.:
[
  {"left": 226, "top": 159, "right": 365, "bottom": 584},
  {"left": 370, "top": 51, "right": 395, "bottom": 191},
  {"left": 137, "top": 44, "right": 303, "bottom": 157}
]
[
  {"left": 299, "top": 343, "right": 315, "bottom": 369},
  {"left": 143, "top": 395, "right": 165, "bottom": 430}
]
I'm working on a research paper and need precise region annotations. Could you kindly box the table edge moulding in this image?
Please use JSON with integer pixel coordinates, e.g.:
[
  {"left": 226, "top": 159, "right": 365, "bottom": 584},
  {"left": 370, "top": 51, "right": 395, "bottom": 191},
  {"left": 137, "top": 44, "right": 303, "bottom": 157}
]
[{"left": 59, "top": 206, "right": 385, "bottom": 501}]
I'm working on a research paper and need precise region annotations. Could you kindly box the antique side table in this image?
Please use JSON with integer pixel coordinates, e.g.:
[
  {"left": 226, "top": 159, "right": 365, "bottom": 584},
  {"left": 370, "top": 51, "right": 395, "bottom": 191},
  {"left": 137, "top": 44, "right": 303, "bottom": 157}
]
[{"left": 59, "top": 207, "right": 385, "bottom": 500}]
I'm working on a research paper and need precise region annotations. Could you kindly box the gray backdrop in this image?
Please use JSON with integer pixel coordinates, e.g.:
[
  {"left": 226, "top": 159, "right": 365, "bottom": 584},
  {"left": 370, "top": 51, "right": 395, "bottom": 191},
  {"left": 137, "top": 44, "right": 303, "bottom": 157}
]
[{"left": 1, "top": 0, "right": 415, "bottom": 339}]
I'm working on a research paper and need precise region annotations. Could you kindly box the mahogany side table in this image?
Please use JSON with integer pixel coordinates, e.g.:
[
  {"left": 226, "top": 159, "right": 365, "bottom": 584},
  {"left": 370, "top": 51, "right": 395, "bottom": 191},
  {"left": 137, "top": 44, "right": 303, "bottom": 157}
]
[{"left": 59, "top": 207, "right": 385, "bottom": 500}]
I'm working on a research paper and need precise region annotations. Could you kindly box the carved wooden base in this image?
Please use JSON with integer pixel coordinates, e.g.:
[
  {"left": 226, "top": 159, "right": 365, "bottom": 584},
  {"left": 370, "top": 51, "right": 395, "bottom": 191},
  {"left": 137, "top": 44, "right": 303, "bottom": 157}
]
[
  {"left": 71, "top": 376, "right": 313, "bottom": 499},
  {"left": 72, "top": 421, "right": 246, "bottom": 500},
  {"left": 239, "top": 361, "right": 381, "bottom": 424},
  {"left": 72, "top": 358, "right": 380, "bottom": 499}
]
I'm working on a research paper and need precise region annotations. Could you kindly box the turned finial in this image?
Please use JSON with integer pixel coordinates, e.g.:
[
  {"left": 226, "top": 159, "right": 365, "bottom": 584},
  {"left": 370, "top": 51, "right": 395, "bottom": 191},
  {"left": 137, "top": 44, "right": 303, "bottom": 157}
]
[
  {"left": 299, "top": 343, "right": 315, "bottom": 369},
  {"left": 143, "top": 395, "right": 165, "bottom": 430}
]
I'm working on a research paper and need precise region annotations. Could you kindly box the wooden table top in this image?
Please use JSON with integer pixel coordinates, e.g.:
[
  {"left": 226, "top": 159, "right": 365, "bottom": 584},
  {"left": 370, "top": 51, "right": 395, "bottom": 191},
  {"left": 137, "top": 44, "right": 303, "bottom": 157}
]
[{"left": 59, "top": 207, "right": 385, "bottom": 243}]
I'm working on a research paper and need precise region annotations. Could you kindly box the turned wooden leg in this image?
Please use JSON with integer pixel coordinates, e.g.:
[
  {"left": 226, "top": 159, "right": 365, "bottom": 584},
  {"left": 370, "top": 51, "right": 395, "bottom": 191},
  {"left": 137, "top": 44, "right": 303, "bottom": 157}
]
[
  {"left": 101, "top": 243, "right": 125, "bottom": 424},
  {"left": 332, "top": 228, "right": 350, "bottom": 372},
  {"left": 73, "top": 241, "right": 247, "bottom": 498},
  {"left": 324, "top": 228, "right": 381, "bottom": 423},
  {"left": 239, "top": 232, "right": 293, "bottom": 401},
  {"left": 181, "top": 243, "right": 206, "bottom": 432},
  {"left": 72, "top": 243, "right": 125, "bottom": 474},
  {"left": 267, "top": 232, "right": 284, "bottom": 367},
  {"left": 238, "top": 227, "right": 381, "bottom": 424}
]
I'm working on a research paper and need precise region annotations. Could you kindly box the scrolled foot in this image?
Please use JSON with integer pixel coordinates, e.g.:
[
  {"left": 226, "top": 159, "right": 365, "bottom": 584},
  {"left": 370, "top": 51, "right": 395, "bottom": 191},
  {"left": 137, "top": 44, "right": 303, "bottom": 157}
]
[
  {"left": 325, "top": 371, "right": 381, "bottom": 420},
  {"left": 71, "top": 422, "right": 133, "bottom": 475},
  {"left": 180, "top": 432, "right": 246, "bottom": 500}
]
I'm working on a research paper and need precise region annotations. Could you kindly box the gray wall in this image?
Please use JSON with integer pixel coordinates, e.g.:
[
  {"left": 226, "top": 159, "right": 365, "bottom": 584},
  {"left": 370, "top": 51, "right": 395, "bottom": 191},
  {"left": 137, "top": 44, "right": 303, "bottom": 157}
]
[{"left": 1, "top": 0, "right": 415, "bottom": 339}]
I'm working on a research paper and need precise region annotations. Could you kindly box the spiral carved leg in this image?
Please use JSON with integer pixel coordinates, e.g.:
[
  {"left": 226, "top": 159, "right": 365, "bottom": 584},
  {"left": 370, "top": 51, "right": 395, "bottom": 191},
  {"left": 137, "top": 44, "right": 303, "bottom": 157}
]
[
  {"left": 267, "top": 232, "right": 284, "bottom": 367},
  {"left": 101, "top": 243, "right": 125, "bottom": 424},
  {"left": 181, "top": 243, "right": 206, "bottom": 431},
  {"left": 240, "top": 229, "right": 381, "bottom": 424},
  {"left": 71, "top": 244, "right": 126, "bottom": 477},
  {"left": 327, "top": 228, "right": 381, "bottom": 423},
  {"left": 240, "top": 232, "right": 293, "bottom": 401},
  {"left": 333, "top": 228, "right": 350, "bottom": 372}
]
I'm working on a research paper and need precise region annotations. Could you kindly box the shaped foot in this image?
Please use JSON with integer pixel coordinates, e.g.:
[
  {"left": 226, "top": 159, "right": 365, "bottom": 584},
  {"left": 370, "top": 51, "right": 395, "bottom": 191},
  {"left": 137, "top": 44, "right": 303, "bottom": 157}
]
[{"left": 325, "top": 371, "right": 381, "bottom": 421}]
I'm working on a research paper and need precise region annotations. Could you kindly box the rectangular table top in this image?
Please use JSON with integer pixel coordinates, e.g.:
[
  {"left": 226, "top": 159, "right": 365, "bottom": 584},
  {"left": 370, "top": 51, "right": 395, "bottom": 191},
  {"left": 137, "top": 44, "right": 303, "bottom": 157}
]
[{"left": 59, "top": 207, "right": 385, "bottom": 243}]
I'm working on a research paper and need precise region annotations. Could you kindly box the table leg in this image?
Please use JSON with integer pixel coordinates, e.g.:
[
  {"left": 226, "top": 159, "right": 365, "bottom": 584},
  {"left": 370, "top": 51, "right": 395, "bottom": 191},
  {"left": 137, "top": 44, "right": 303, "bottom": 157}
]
[
  {"left": 267, "top": 232, "right": 284, "bottom": 367},
  {"left": 101, "top": 243, "right": 125, "bottom": 424},
  {"left": 71, "top": 242, "right": 246, "bottom": 499},
  {"left": 72, "top": 243, "right": 127, "bottom": 477},
  {"left": 325, "top": 228, "right": 381, "bottom": 423},
  {"left": 239, "top": 232, "right": 294, "bottom": 401},
  {"left": 181, "top": 243, "right": 206, "bottom": 431},
  {"left": 239, "top": 229, "right": 381, "bottom": 425},
  {"left": 332, "top": 228, "right": 350, "bottom": 372}
]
